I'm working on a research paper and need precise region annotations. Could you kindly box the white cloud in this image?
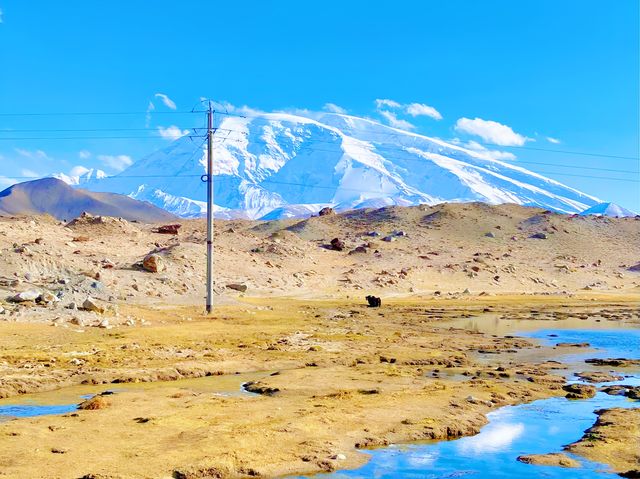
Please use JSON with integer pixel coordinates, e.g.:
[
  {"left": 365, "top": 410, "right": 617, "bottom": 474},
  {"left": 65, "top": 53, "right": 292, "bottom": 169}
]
[
  {"left": 154, "top": 93, "right": 177, "bottom": 110},
  {"left": 323, "top": 103, "right": 347, "bottom": 114},
  {"left": 546, "top": 136, "right": 561, "bottom": 144},
  {"left": 157, "top": 125, "right": 190, "bottom": 140},
  {"left": 78, "top": 150, "right": 91, "bottom": 160},
  {"left": 20, "top": 169, "right": 40, "bottom": 178},
  {"left": 405, "top": 102, "right": 442, "bottom": 120},
  {"left": 14, "top": 148, "right": 51, "bottom": 160},
  {"left": 378, "top": 110, "right": 416, "bottom": 130},
  {"left": 375, "top": 98, "right": 402, "bottom": 109},
  {"left": 145, "top": 101, "right": 155, "bottom": 127},
  {"left": 463, "top": 140, "right": 516, "bottom": 161},
  {"left": 454, "top": 117, "right": 529, "bottom": 146},
  {"left": 98, "top": 154, "right": 133, "bottom": 172},
  {"left": 0, "top": 8, "right": 4, "bottom": 23}
]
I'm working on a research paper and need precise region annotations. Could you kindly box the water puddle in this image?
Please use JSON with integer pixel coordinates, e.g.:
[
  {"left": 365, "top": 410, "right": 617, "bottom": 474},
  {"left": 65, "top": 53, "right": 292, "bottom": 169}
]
[{"left": 0, "top": 370, "right": 270, "bottom": 422}]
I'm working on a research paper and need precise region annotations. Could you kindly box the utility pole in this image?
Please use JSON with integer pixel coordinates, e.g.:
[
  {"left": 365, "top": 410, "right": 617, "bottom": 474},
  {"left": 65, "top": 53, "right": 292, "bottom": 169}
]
[{"left": 205, "top": 102, "right": 214, "bottom": 314}]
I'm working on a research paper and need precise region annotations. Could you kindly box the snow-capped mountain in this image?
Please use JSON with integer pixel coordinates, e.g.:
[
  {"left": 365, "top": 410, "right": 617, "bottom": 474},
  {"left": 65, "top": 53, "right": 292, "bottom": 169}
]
[
  {"left": 579, "top": 202, "right": 637, "bottom": 217},
  {"left": 55, "top": 167, "right": 107, "bottom": 186},
  {"left": 81, "top": 111, "right": 601, "bottom": 219}
]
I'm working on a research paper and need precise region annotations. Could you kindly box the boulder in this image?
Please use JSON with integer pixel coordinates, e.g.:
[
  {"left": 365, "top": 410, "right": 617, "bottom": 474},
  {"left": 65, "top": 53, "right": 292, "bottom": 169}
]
[
  {"left": 349, "top": 246, "right": 368, "bottom": 255},
  {"left": 82, "top": 297, "right": 105, "bottom": 314},
  {"left": 154, "top": 224, "right": 182, "bottom": 234},
  {"left": 143, "top": 253, "right": 165, "bottom": 273},
  {"left": 330, "top": 238, "right": 345, "bottom": 251},
  {"left": 562, "top": 383, "right": 596, "bottom": 399},
  {"left": 517, "top": 453, "right": 580, "bottom": 468},
  {"left": 382, "top": 236, "right": 396, "bottom": 242},
  {"left": 226, "top": 283, "right": 248, "bottom": 293},
  {"left": 318, "top": 207, "right": 335, "bottom": 216},
  {"left": 38, "top": 292, "right": 60, "bottom": 304},
  {"left": 10, "top": 289, "right": 41, "bottom": 302},
  {"left": 484, "top": 232, "right": 496, "bottom": 238},
  {"left": 530, "top": 232, "right": 548, "bottom": 239}
]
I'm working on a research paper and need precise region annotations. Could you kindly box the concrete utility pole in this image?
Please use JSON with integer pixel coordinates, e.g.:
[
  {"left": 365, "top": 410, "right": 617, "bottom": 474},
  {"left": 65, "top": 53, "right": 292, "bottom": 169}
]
[{"left": 205, "top": 102, "right": 214, "bottom": 314}]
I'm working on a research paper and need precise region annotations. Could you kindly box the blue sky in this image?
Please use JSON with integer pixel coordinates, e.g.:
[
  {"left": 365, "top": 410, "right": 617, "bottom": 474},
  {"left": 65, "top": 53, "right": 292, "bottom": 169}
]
[{"left": 0, "top": 0, "right": 638, "bottom": 209}]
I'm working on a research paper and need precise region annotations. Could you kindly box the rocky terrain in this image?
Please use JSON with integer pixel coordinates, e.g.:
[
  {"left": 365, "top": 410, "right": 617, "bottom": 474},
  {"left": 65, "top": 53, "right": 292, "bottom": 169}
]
[
  {"left": 566, "top": 408, "right": 640, "bottom": 476},
  {"left": 0, "top": 202, "right": 638, "bottom": 478},
  {"left": 0, "top": 202, "right": 638, "bottom": 322}
]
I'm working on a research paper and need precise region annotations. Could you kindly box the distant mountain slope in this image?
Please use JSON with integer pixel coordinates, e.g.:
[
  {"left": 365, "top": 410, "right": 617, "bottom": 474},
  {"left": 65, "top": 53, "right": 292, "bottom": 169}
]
[
  {"left": 580, "top": 202, "right": 637, "bottom": 218},
  {"left": 0, "top": 178, "right": 177, "bottom": 222},
  {"left": 81, "top": 111, "right": 601, "bottom": 218}
]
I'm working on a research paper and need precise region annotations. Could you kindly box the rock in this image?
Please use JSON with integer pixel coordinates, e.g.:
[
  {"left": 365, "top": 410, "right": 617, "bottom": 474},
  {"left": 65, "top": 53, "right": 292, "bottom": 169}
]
[
  {"left": 0, "top": 306, "right": 4, "bottom": 314},
  {"left": 330, "top": 238, "right": 345, "bottom": 251},
  {"left": 484, "top": 232, "right": 496, "bottom": 238},
  {"left": 462, "top": 288, "right": 471, "bottom": 294},
  {"left": 348, "top": 246, "right": 368, "bottom": 255},
  {"left": 382, "top": 236, "right": 396, "bottom": 242},
  {"left": 575, "top": 371, "right": 623, "bottom": 383},
  {"left": 600, "top": 385, "right": 640, "bottom": 399},
  {"left": 517, "top": 453, "right": 580, "bottom": 468},
  {"left": 585, "top": 358, "right": 640, "bottom": 367},
  {"left": 556, "top": 342, "right": 590, "bottom": 348},
  {"left": 392, "top": 230, "right": 406, "bottom": 237},
  {"left": 78, "top": 395, "right": 110, "bottom": 410},
  {"left": 70, "top": 317, "right": 84, "bottom": 326},
  {"left": 97, "top": 319, "right": 110, "bottom": 329},
  {"left": 367, "top": 231, "right": 381, "bottom": 237},
  {"left": 318, "top": 207, "right": 335, "bottom": 216},
  {"left": 530, "top": 232, "right": 548, "bottom": 239},
  {"left": 10, "top": 289, "right": 41, "bottom": 302},
  {"left": 67, "top": 302, "right": 78, "bottom": 311},
  {"left": 331, "top": 453, "right": 347, "bottom": 461},
  {"left": 143, "top": 253, "right": 165, "bottom": 273},
  {"left": 562, "top": 383, "right": 596, "bottom": 399},
  {"left": 38, "top": 292, "right": 60, "bottom": 304},
  {"left": 82, "top": 297, "right": 105, "bottom": 314},
  {"left": 226, "top": 283, "right": 248, "bottom": 293},
  {"left": 154, "top": 224, "right": 182, "bottom": 234}
]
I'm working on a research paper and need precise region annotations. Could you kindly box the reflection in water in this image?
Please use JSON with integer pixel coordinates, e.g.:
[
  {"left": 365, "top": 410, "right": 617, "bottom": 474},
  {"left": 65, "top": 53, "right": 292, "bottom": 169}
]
[
  {"left": 457, "top": 420, "right": 524, "bottom": 454},
  {"left": 294, "top": 328, "right": 640, "bottom": 479}
]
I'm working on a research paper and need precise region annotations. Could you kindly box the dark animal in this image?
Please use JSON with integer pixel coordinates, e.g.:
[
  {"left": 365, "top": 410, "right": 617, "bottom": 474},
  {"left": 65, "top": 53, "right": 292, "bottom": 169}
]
[{"left": 366, "top": 295, "right": 382, "bottom": 308}]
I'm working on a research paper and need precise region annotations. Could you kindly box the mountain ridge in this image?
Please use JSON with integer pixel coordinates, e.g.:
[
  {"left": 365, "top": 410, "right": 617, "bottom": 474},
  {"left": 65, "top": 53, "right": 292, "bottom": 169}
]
[
  {"left": 0, "top": 177, "right": 177, "bottom": 222},
  {"left": 77, "top": 111, "right": 601, "bottom": 219}
]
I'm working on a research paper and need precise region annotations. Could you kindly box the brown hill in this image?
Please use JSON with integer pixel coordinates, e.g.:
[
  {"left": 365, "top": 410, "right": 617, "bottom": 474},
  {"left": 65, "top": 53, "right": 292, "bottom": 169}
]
[{"left": 0, "top": 178, "right": 176, "bottom": 223}]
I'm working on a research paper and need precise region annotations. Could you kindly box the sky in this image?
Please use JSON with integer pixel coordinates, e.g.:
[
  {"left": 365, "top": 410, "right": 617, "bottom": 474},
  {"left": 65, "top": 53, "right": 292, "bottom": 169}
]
[{"left": 0, "top": 0, "right": 638, "bottom": 210}]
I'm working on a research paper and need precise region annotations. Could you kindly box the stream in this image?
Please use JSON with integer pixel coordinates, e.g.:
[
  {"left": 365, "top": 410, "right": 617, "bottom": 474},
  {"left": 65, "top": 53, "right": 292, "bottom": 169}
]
[{"left": 292, "top": 325, "right": 640, "bottom": 478}]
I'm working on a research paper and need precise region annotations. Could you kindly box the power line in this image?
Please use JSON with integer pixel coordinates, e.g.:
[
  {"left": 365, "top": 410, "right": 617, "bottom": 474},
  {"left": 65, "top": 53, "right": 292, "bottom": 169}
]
[
  {"left": 0, "top": 110, "right": 198, "bottom": 117},
  {"left": 4, "top": 170, "right": 638, "bottom": 184},
  {"left": 214, "top": 111, "right": 640, "bottom": 162},
  {"left": 0, "top": 111, "right": 637, "bottom": 161}
]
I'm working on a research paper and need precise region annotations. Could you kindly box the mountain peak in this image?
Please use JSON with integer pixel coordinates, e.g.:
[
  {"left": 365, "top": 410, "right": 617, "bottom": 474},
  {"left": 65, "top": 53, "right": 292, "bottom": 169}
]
[
  {"left": 579, "top": 202, "right": 637, "bottom": 217},
  {"left": 80, "top": 110, "right": 601, "bottom": 219}
]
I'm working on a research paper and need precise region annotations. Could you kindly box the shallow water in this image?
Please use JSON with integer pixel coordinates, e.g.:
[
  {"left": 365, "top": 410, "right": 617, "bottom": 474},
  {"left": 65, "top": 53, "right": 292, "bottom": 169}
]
[
  {"left": 294, "top": 328, "right": 640, "bottom": 479},
  {"left": 0, "top": 370, "right": 269, "bottom": 421}
]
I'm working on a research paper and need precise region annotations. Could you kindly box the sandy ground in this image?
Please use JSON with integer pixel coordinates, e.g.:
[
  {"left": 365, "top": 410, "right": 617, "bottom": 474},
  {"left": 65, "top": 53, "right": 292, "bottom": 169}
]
[{"left": 0, "top": 203, "right": 638, "bottom": 478}]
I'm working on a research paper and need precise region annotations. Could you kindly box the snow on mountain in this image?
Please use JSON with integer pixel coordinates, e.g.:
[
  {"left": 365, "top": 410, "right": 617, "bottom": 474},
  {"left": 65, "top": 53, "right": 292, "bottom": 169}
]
[
  {"left": 81, "top": 111, "right": 602, "bottom": 219},
  {"left": 579, "top": 202, "right": 637, "bottom": 218},
  {"left": 55, "top": 168, "right": 107, "bottom": 186}
]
